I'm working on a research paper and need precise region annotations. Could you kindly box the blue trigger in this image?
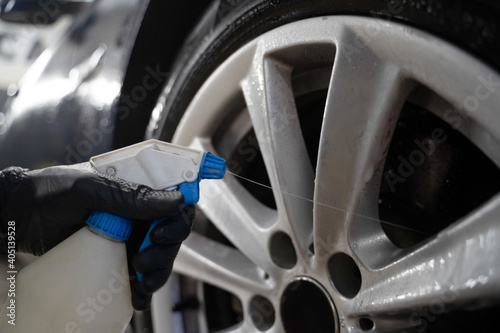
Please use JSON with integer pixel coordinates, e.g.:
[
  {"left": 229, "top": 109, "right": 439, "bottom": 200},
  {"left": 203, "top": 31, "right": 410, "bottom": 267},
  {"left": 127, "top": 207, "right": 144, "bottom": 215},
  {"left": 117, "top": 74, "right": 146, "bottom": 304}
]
[
  {"left": 136, "top": 181, "right": 200, "bottom": 281},
  {"left": 136, "top": 218, "right": 163, "bottom": 281},
  {"left": 139, "top": 181, "right": 199, "bottom": 256},
  {"left": 178, "top": 180, "right": 200, "bottom": 206}
]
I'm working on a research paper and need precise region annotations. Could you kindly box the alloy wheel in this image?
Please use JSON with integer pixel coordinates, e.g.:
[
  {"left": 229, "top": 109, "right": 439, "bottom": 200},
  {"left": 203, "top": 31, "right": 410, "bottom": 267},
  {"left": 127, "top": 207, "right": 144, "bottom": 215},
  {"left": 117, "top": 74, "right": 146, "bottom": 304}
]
[{"left": 153, "top": 16, "right": 500, "bottom": 332}]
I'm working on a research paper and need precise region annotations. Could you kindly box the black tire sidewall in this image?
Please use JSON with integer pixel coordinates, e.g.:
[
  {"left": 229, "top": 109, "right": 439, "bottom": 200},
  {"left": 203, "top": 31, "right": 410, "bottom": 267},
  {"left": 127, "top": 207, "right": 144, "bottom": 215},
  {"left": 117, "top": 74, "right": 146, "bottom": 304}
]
[{"left": 155, "top": 0, "right": 500, "bottom": 141}]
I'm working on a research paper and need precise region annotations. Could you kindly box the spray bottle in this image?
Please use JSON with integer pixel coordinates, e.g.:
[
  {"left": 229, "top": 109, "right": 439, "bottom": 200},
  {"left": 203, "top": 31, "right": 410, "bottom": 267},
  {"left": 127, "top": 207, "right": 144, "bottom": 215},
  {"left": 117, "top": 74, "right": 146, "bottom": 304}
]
[{"left": 0, "top": 139, "right": 226, "bottom": 333}]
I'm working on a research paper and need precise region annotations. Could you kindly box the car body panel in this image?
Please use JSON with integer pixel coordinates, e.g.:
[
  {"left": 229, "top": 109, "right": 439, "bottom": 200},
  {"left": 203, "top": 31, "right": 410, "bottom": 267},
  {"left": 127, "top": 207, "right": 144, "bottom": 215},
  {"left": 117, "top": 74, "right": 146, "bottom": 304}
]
[{"left": 0, "top": 0, "right": 146, "bottom": 168}]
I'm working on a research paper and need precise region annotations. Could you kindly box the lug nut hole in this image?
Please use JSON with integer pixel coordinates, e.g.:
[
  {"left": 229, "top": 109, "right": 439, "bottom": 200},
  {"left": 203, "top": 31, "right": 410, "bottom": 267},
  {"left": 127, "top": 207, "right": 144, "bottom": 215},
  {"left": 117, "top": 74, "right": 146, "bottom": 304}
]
[
  {"left": 250, "top": 296, "right": 275, "bottom": 331},
  {"left": 328, "top": 252, "right": 362, "bottom": 298},
  {"left": 359, "top": 317, "right": 374, "bottom": 331},
  {"left": 269, "top": 232, "right": 297, "bottom": 269}
]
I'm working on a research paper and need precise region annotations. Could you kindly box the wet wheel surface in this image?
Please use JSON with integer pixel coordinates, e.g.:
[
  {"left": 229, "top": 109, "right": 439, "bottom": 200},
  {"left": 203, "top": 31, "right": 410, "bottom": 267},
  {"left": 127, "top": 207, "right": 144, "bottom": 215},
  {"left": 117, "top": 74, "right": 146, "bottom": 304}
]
[{"left": 146, "top": 1, "right": 500, "bottom": 332}]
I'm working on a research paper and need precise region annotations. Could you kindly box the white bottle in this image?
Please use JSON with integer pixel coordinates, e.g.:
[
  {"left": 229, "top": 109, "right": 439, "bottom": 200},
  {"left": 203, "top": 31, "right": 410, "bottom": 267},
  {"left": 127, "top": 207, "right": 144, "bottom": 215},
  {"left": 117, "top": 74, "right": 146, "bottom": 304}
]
[{"left": 0, "top": 212, "right": 134, "bottom": 333}]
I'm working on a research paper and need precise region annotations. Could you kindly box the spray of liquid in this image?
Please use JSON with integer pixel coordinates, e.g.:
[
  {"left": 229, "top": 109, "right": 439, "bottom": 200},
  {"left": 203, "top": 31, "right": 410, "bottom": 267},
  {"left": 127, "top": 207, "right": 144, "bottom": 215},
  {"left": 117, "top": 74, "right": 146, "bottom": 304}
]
[{"left": 226, "top": 170, "right": 429, "bottom": 236}]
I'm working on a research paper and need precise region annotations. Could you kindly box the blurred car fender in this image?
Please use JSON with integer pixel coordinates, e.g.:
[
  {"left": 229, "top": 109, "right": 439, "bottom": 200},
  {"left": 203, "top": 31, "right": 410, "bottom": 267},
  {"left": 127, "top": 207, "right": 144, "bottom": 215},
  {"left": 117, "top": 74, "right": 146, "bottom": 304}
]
[{"left": 0, "top": 0, "right": 147, "bottom": 169}]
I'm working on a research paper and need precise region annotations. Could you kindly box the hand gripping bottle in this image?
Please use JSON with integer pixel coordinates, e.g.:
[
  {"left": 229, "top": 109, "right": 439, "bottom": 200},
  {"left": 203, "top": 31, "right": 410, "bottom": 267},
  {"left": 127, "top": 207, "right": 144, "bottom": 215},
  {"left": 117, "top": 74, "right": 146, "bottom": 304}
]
[{"left": 0, "top": 139, "right": 226, "bottom": 333}]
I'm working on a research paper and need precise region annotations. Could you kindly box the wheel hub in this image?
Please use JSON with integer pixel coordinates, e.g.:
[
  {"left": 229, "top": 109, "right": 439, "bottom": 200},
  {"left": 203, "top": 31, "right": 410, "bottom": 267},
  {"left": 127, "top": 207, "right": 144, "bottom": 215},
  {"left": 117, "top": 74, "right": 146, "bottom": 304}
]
[{"left": 280, "top": 277, "right": 338, "bottom": 333}]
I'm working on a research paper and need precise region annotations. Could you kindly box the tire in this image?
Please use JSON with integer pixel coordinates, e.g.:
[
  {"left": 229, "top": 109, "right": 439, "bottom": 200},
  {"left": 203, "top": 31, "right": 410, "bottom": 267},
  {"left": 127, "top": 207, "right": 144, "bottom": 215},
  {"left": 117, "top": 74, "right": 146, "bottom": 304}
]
[
  {"left": 149, "top": 0, "right": 500, "bottom": 141},
  {"left": 147, "top": 1, "right": 500, "bottom": 332}
]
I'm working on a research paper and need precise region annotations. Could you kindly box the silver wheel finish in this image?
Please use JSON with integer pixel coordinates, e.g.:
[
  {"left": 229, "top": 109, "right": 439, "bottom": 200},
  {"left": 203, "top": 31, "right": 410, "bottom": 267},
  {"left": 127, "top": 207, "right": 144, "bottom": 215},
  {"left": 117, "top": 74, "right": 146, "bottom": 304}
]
[{"left": 153, "top": 16, "right": 500, "bottom": 332}]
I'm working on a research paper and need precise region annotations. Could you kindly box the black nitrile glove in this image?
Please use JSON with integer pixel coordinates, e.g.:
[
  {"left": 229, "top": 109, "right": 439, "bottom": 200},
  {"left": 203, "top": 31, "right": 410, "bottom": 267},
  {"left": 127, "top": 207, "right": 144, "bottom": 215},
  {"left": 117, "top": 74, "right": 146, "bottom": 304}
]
[
  {"left": 128, "top": 206, "right": 195, "bottom": 310},
  {"left": 0, "top": 163, "right": 194, "bottom": 310}
]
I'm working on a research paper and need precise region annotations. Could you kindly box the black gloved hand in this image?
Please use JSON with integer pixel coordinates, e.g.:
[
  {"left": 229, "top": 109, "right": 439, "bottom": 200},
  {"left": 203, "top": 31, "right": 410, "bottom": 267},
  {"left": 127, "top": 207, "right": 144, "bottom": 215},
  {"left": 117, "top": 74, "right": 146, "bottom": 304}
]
[
  {"left": 128, "top": 206, "right": 195, "bottom": 310},
  {"left": 0, "top": 163, "right": 194, "bottom": 310}
]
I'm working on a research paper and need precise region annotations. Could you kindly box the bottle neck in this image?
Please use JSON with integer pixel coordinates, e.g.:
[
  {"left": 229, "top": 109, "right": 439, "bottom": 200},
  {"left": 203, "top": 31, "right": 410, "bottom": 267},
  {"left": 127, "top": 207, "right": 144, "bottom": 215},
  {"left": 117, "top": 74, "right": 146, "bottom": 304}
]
[{"left": 85, "top": 212, "right": 133, "bottom": 241}]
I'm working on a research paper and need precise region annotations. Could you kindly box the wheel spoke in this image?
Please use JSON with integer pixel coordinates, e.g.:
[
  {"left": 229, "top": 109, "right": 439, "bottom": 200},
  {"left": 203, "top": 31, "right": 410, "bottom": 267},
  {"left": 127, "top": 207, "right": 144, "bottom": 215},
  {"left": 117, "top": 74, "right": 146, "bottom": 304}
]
[
  {"left": 174, "top": 233, "right": 272, "bottom": 297},
  {"left": 198, "top": 173, "right": 278, "bottom": 272},
  {"left": 241, "top": 48, "right": 315, "bottom": 254},
  {"left": 190, "top": 138, "right": 278, "bottom": 272},
  {"left": 352, "top": 193, "right": 500, "bottom": 317},
  {"left": 313, "top": 28, "right": 413, "bottom": 259}
]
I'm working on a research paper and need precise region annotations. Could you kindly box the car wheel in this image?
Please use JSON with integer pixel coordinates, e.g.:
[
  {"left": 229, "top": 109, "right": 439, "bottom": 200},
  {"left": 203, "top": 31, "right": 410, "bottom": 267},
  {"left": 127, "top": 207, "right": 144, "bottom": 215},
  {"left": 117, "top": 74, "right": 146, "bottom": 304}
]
[{"left": 147, "top": 1, "right": 500, "bottom": 332}]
